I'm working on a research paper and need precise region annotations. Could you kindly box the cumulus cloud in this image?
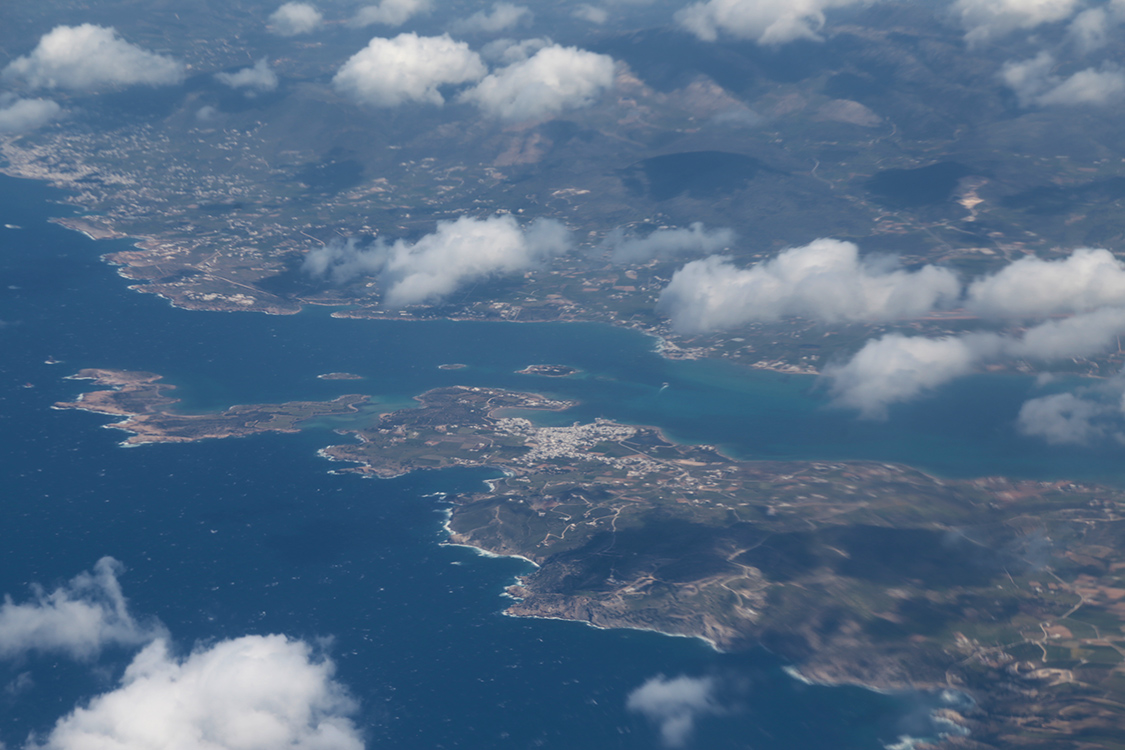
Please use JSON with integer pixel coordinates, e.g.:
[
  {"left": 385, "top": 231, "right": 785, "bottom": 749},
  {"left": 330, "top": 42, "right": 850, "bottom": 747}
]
[
  {"left": 269, "top": 3, "right": 323, "bottom": 36},
  {"left": 480, "top": 37, "right": 551, "bottom": 64},
  {"left": 1001, "top": 52, "right": 1125, "bottom": 107},
  {"left": 824, "top": 334, "right": 996, "bottom": 418},
  {"left": 826, "top": 308, "right": 1125, "bottom": 417},
  {"left": 1007, "top": 306, "right": 1125, "bottom": 359},
  {"left": 955, "top": 0, "right": 1083, "bottom": 43},
  {"left": 216, "top": 58, "right": 279, "bottom": 93},
  {"left": 195, "top": 105, "right": 221, "bottom": 124},
  {"left": 459, "top": 44, "right": 615, "bottom": 120},
  {"left": 627, "top": 674, "right": 720, "bottom": 748},
  {"left": 657, "top": 239, "right": 961, "bottom": 333},
  {"left": 333, "top": 33, "right": 486, "bottom": 107},
  {"left": 30, "top": 635, "right": 363, "bottom": 750},
  {"left": 302, "top": 237, "right": 369, "bottom": 281},
  {"left": 574, "top": 5, "right": 610, "bottom": 24},
  {"left": 605, "top": 222, "right": 735, "bottom": 264},
  {"left": 967, "top": 248, "right": 1125, "bottom": 317},
  {"left": 1017, "top": 389, "right": 1119, "bottom": 444},
  {"left": 353, "top": 0, "right": 433, "bottom": 27},
  {"left": 999, "top": 51, "right": 1056, "bottom": 104},
  {"left": 304, "top": 215, "right": 571, "bottom": 306},
  {"left": 3, "top": 24, "right": 184, "bottom": 91},
  {"left": 1069, "top": 1, "right": 1125, "bottom": 51},
  {"left": 1035, "top": 65, "right": 1125, "bottom": 105},
  {"left": 0, "top": 558, "right": 164, "bottom": 661},
  {"left": 674, "top": 0, "right": 868, "bottom": 45},
  {"left": 0, "top": 95, "right": 61, "bottom": 133},
  {"left": 452, "top": 3, "right": 534, "bottom": 34},
  {"left": 378, "top": 215, "right": 571, "bottom": 307},
  {"left": 1067, "top": 5, "right": 1120, "bottom": 52},
  {"left": 1016, "top": 370, "right": 1125, "bottom": 445}
]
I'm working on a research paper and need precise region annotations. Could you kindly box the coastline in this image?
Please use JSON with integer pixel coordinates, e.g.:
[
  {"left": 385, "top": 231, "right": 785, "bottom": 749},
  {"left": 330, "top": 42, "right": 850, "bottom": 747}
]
[
  {"left": 434, "top": 495, "right": 725, "bottom": 656},
  {"left": 53, "top": 369, "right": 370, "bottom": 446},
  {"left": 437, "top": 506, "right": 540, "bottom": 568},
  {"left": 0, "top": 166, "right": 725, "bottom": 364},
  {"left": 49, "top": 372, "right": 995, "bottom": 742},
  {"left": 498, "top": 607, "right": 724, "bottom": 653},
  {"left": 12, "top": 162, "right": 1124, "bottom": 748},
  {"left": 780, "top": 665, "right": 943, "bottom": 695}
]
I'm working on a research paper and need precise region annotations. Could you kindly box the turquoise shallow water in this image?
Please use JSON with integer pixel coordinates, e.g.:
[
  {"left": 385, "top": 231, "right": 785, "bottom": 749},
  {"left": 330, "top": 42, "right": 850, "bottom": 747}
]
[{"left": 0, "top": 171, "right": 1111, "bottom": 747}]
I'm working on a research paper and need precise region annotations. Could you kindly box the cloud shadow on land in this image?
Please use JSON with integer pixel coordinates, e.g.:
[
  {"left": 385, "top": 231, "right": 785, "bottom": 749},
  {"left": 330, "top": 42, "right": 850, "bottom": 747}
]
[
  {"left": 864, "top": 162, "right": 971, "bottom": 209},
  {"left": 619, "top": 151, "right": 777, "bottom": 202}
]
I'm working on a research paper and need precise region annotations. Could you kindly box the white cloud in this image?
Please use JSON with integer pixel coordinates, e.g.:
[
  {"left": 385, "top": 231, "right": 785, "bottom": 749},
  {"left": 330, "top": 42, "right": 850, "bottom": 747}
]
[
  {"left": 195, "top": 105, "right": 221, "bottom": 123},
  {"left": 379, "top": 215, "right": 571, "bottom": 307},
  {"left": 459, "top": 44, "right": 616, "bottom": 120},
  {"left": 270, "top": 3, "right": 324, "bottom": 36},
  {"left": 3, "top": 24, "right": 184, "bottom": 91},
  {"left": 1067, "top": 6, "right": 1118, "bottom": 53},
  {"left": 674, "top": 0, "right": 868, "bottom": 44},
  {"left": 824, "top": 334, "right": 994, "bottom": 419},
  {"left": 353, "top": 0, "right": 432, "bottom": 27},
  {"left": 954, "top": 0, "right": 1083, "bottom": 43},
  {"left": 826, "top": 307, "right": 1125, "bottom": 417},
  {"left": 333, "top": 33, "right": 486, "bottom": 107},
  {"left": 1017, "top": 390, "right": 1116, "bottom": 444},
  {"left": 712, "top": 106, "right": 764, "bottom": 127},
  {"left": 216, "top": 58, "right": 279, "bottom": 93},
  {"left": 303, "top": 237, "right": 370, "bottom": 282},
  {"left": 479, "top": 37, "right": 551, "bottom": 65},
  {"left": 452, "top": 3, "right": 534, "bottom": 34},
  {"left": 967, "top": 248, "right": 1125, "bottom": 317},
  {"left": 574, "top": 5, "right": 610, "bottom": 24},
  {"left": 606, "top": 222, "right": 735, "bottom": 264},
  {"left": 1007, "top": 306, "right": 1125, "bottom": 359},
  {"left": 6, "top": 671, "right": 33, "bottom": 697},
  {"left": 1017, "top": 370, "right": 1125, "bottom": 445},
  {"left": 657, "top": 239, "right": 961, "bottom": 333},
  {"left": 304, "top": 215, "right": 571, "bottom": 306},
  {"left": 0, "top": 558, "right": 164, "bottom": 661},
  {"left": 627, "top": 674, "right": 719, "bottom": 748},
  {"left": 1002, "top": 52, "right": 1125, "bottom": 106},
  {"left": 999, "top": 51, "right": 1056, "bottom": 105},
  {"left": 0, "top": 96, "right": 61, "bottom": 133},
  {"left": 1037, "top": 65, "right": 1125, "bottom": 105},
  {"left": 30, "top": 636, "right": 363, "bottom": 750}
]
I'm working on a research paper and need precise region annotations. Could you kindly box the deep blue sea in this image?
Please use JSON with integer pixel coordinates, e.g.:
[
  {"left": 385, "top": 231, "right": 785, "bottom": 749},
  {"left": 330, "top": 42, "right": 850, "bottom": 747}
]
[{"left": 3, "top": 173, "right": 1122, "bottom": 748}]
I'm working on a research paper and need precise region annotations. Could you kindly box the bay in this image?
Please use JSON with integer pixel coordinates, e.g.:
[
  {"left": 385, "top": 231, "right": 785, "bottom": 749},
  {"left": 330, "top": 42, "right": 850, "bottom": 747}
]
[{"left": 0, "top": 170, "right": 1099, "bottom": 748}]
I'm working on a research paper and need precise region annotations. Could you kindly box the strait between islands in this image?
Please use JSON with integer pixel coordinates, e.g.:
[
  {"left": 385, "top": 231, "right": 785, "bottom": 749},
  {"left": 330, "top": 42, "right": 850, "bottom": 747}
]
[{"left": 55, "top": 369, "right": 1125, "bottom": 748}]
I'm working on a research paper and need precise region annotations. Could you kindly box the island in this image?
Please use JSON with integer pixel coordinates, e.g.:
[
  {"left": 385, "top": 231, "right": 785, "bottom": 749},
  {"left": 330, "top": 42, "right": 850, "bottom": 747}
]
[
  {"left": 54, "top": 369, "right": 369, "bottom": 445},
  {"left": 54, "top": 370, "right": 1125, "bottom": 747},
  {"left": 317, "top": 372, "right": 364, "bottom": 380},
  {"left": 515, "top": 364, "right": 580, "bottom": 377}
]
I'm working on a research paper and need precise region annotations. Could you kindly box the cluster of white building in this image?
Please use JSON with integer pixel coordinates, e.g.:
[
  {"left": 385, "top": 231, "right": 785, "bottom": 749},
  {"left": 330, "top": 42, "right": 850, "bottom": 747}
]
[{"left": 496, "top": 417, "right": 635, "bottom": 462}]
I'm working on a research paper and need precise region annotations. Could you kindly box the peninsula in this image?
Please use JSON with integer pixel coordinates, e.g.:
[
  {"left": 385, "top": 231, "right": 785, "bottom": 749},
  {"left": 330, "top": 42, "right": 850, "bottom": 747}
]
[
  {"left": 54, "top": 369, "right": 369, "bottom": 445},
  {"left": 55, "top": 371, "right": 1125, "bottom": 747}
]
